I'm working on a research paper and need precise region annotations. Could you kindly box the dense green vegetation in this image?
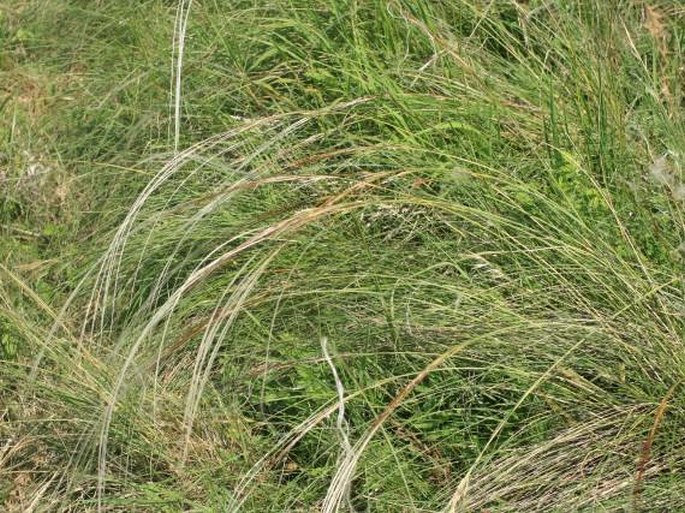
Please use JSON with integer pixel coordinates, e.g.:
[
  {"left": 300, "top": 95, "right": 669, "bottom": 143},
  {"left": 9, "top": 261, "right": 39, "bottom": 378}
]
[{"left": 1, "top": 1, "right": 683, "bottom": 511}]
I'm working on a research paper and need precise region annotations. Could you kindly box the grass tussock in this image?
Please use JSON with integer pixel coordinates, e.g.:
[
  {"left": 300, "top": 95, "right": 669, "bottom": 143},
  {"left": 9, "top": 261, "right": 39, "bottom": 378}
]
[{"left": 1, "top": 1, "right": 684, "bottom": 511}]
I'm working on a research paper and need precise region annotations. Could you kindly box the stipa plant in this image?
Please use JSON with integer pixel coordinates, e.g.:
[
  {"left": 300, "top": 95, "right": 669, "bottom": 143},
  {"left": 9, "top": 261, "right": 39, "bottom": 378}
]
[
  {"left": 83, "top": 127, "right": 682, "bottom": 509},
  {"left": 3, "top": 1, "right": 684, "bottom": 512}
]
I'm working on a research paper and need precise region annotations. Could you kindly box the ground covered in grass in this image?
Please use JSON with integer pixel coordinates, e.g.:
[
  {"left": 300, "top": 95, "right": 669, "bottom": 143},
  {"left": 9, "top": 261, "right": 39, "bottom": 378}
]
[{"left": 1, "top": 1, "right": 684, "bottom": 511}]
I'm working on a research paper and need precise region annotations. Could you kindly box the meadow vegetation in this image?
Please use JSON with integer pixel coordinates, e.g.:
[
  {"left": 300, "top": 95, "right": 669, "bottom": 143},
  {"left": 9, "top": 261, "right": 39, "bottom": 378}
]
[{"left": 1, "top": 1, "right": 684, "bottom": 511}]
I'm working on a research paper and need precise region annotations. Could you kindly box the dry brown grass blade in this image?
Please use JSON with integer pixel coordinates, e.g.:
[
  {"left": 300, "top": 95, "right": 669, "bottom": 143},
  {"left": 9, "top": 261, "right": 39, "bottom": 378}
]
[
  {"left": 644, "top": 4, "right": 668, "bottom": 58},
  {"left": 632, "top": 380, "right": 680, "bottom": 511},
  {"left": 323, "top": 340, "right": 472, "bottom": 512}
]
